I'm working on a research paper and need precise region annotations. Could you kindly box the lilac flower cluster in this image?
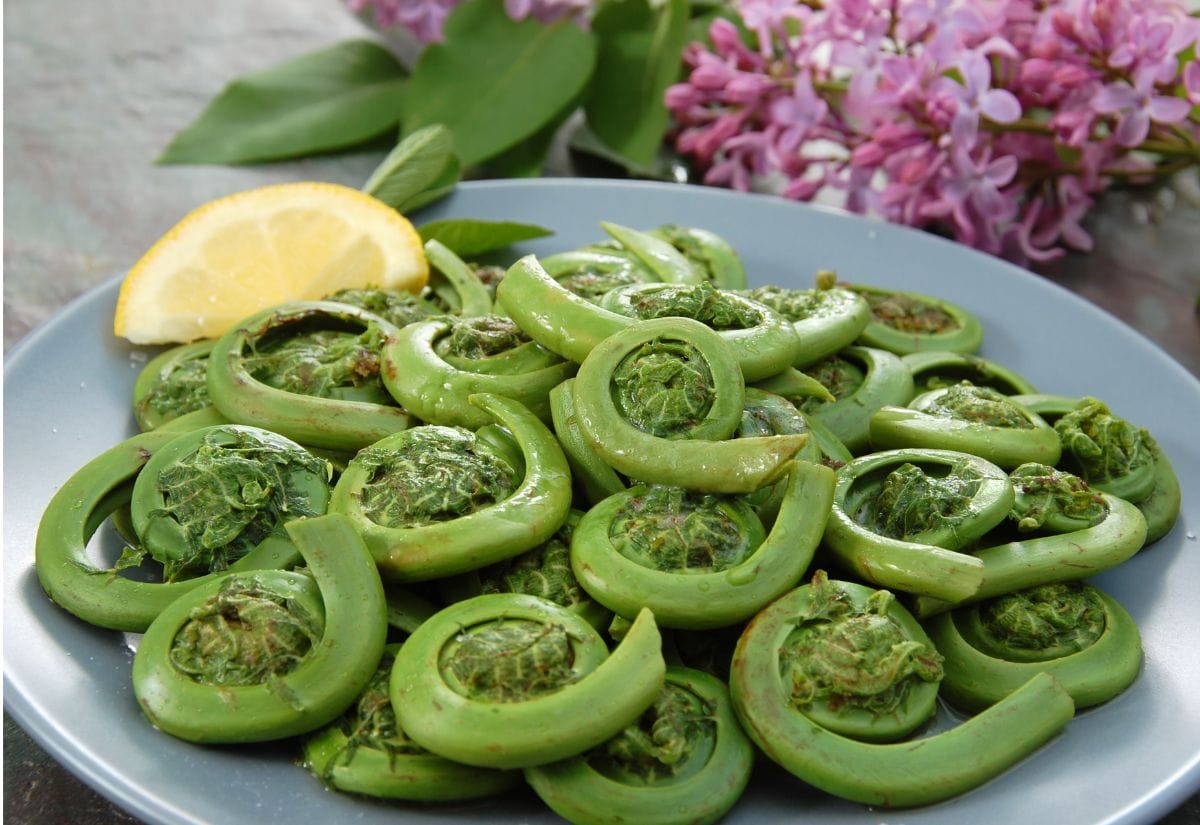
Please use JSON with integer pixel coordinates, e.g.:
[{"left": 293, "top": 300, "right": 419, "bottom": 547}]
[
  {"left": 347, "top": 0, "right": 591, "bottom": 43},
  {"left": 665, "top": 0, "right": 1200, "bottom": 262}
]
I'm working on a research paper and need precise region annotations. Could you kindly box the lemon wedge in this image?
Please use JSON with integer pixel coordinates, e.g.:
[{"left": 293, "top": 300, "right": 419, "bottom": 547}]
[{"left": 113, "top": 182, "right": 429, "bottom": 344}]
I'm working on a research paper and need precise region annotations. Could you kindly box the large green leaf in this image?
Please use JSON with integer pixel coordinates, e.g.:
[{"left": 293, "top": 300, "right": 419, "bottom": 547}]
[
  {"left": 401, "top": 0, "right": 597, "bottom": 168},
  {"left": 583, "top": 0, "right": 690, "bottom": 167},
  {"left": 362, "top": 124, "right": 460, "bottom": 211},
  {"left": 159, "top": 40, "right": 407, "bottom": 165}
]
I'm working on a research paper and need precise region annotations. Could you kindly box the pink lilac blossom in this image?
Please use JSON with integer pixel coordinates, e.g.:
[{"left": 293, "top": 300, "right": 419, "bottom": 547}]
[
  {"left": 348, "top": 0, "right": 590, "bottom": 43},
  {"left": 665, "top": 0, "right": 1200, "bottom": 263}
]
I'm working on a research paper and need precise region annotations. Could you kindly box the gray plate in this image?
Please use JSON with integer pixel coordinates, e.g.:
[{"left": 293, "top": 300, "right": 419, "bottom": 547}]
[{"left": 5, "top": 178, "right": 1199, "bottom": 825}]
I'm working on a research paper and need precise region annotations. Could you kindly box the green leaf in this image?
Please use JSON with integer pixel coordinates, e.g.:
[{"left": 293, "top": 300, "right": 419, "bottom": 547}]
[
  {"left": 394, "top": 156, "right": 462, "bottom": 213},
  {"left": 362, "top": 124, "right": 460, "bottom": 210},
  {"left": 483, "top": 99, "right": 583, "bottom": 178},
  {"left": 401, "top": 0, "right": 597, "bottom": 167},
  {"left": 417, "top": 219, "right": 554, "bottom": 257},
  {"left": 583, "top": 0, "right": 690, "bottom": 166},
  {"left": 569, "top": 121, "right": 686, "bottom": 180},
  {"left": 159, "top": 40, "right": 408, "bottom": 165}
]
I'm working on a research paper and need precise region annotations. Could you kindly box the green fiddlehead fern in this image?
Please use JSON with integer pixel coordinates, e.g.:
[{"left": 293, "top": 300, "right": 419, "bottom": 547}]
[
  {"left": 730, "top": 571, "right": 1075, "bottom": 807},
  {"left": 132, "top": 340, "right": 216, "bottom": 430},
  {"left": 128, "top": 424, "right": 331, "bottom": 582},
  {"left": 822, "top": 449, "right": 1015, "bottom": 602},
  {"left": 496, "top": 254, "right": 631, "bottom": 362},
  {"left": 1013, "top": 394, "right": 1181, "bottom": 544},
  {"left": 548, "top": 378, "right": 629, "bottom": 507},
  {"left": 380, "top": 314, "right": 576, "bottom": 428},
  {"left": 540, "top": 247, "right": 658, "bottom": 302},
  {"left": 925, "top": 580, "right": 1142, "bottom": 712},
  {"left": 646, "top": 224, "right": 748, "bottom": 289},
  {"left": 302, "top": 644, "right": 522, "bottom": 800},
  {"left": 911, "top": 463, "right": 1147, "bottom": 617},
  {"left": 739, "top": 388, "right": 830, "bottom": 466},
  {"left": 524, "top": 665, "right": 754, "bottom": 825},
  {"left": 207, "top": 300, "right": 411, "bottom": 451},
  {"left": 599, "top": 221, "right": 706, "bottom": 285},
  {"left": 1054, "top": 396, "right": 1163, "bottom": 506},
  {"left": 498, "top": 254, "right": 801, "bottom": 379},
  {"left": 597, "top": 281, "right": 804, "bottom": 381},
  {"left": 389, "top": 593, "right": 666, "bottom": 769},
  {"left": 131, "top": 513, "right": 388, "bottom": 743},
  {"left": 420, "top": 238, "right": 496, "bottom": 317},
  {"left": 571, "top": 459, "right": 834, "bottom": 630},
  {"left": 569, "top": 316, "right": 807, "bottom": 494},
  {"left": 799, "top": 345, "right": 914, "bottom": 454},
  {"left": 848, "top": 284, "right": 984, "bottom": 354},
  {"left": 439, "top": 510, "right": 613, "bottom": 631},
  {"left": 870, "top": 382, "right": 1062, "bottom": 469},
  {"left": 323, "top": 286, "right": 440, "bottom": 328},
  {"left": 330, "top": 392, "right": 572, "bottom": 581},
  {"left": 35, "top": 428, "right": 301, "bottom": 632},
  {"left": 902, "top": 350, "right": 1038, "bottom": 398},
  {"left": 738, "top": 274, "right": 872, "bottom": 368}
]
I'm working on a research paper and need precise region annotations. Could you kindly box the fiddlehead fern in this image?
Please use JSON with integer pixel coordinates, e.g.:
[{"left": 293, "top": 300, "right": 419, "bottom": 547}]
[
  {"left": 132, "top": 340, "right": 216, "bottom": 430},
  {"left": 302, "top": 644, "right": 522, "bottom": 800},
  {"left": 439, "top": 511, "right": 612, "bottom": 631},
  {"left": 730, "top": 571, "right": 1075, "bottom": 807},
  {"left": 540, "top": 247, "right": 658, "bottom": 302},
  {"left": 870, "top": 383, "right": 1062, "bottom": 469},
  {"left": 128, "top": 424, "right": 331, "bottom": 582},
  {"left": 571, "top": 460, "right": 834, "bottom": 629},
  {"left": 739, "top": 388, "right": 830, "bottom": 467},
  {"left": 389, "top": 593, "right": 666, "bottom": 769},
  {"left": 798, "top": 346, "right": 914, "bottom": 454},
  {"left": 323, "top": 286, "right": 440, "bottom": 328},
  {"left": 380, "top": 314, "right": 576, "bottom": 428},
  {"left": 497, "top": 254, "right": 801, "bottom": 380},
  {"left": 926, "top": 580, "right": 1141, "bottom": 712},
  {"left": 207, "top": 300, "right": 411, "bottom": 451},
  {"left": 330, "top": 392, "right": 572, "bottom": 581},
  {"left": 1054, "top": 397, "right": 1161, "bottom": 504},
  {"left": 420, "top": 239, "right": 496, "bottom": 317},
  {"left": 35, "top": 428, "right": 300, "bottom": 631},
  {"left": 822, "top": 449, "right": 1016, "bottom": 602},
  {"left": 599, "top": 221, "right": 705, "bottom": 285},
  {"left": 647, "top": 224, "right": 748, "bottom": 289},
  {"left": 569, "top": 317, "right": 807, "bottom": 493},
  {"left": 848, "top": 284, "right": 984, "bottom": 354},
  {"left": 1014, "top": 394, "right": 1181, "bottom": 544},
  {"left": 132, "top": 513, "right": 388, "bottom": 743},
  {"left": 597, "top": 282, "right": 804, "bottom": 381},
  {"left": 524, "top": 666, "right": 754, "bottom": 825},
  {"left": 911, "top": 463, "right": 1147, "bottom": 617},
  {"left": 496, "top": 254, "right": 631, "bottom": 362},
  {"left": 902, "top": 350, "right": 1038, "bottom": 398},
  {"left": 738, "top": 276, "right": 872, "bottom": 367},
  {"left": 548, "top": 378, "right": 628, "bottom": 507}
]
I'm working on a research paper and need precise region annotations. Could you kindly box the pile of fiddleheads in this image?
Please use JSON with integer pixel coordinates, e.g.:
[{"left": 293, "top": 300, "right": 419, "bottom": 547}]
[{"left": 33, "top": 220, "right": 1182, "bottom": 823}]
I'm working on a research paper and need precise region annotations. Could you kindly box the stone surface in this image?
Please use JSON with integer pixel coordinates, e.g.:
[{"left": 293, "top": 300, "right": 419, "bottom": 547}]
[{"left": 3, "top": 1, "right": 1198, "bottom": 824}]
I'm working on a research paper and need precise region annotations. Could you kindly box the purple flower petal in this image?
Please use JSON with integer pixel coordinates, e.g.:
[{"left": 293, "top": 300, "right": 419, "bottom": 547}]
[
  {"left": 981, "top": 89, "right": 1022, "bottom": 123},
  {"left": 1147, "top": 95, "right": 1191, "bottom": 125},
  {"left": 1114, "top": 110, "right": 1150, "bottom": 147},
  {"left": 1093, "top": 81, "right": 1138, "bottom": 113},
  {"left": 985, "top": 155, "right": 1019, "bottom": 187}
]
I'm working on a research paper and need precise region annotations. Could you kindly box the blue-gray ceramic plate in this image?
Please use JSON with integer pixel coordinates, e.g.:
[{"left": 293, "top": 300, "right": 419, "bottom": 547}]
[{"left": 5, "top": 179, "right": 1199, "bottom": 825}]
